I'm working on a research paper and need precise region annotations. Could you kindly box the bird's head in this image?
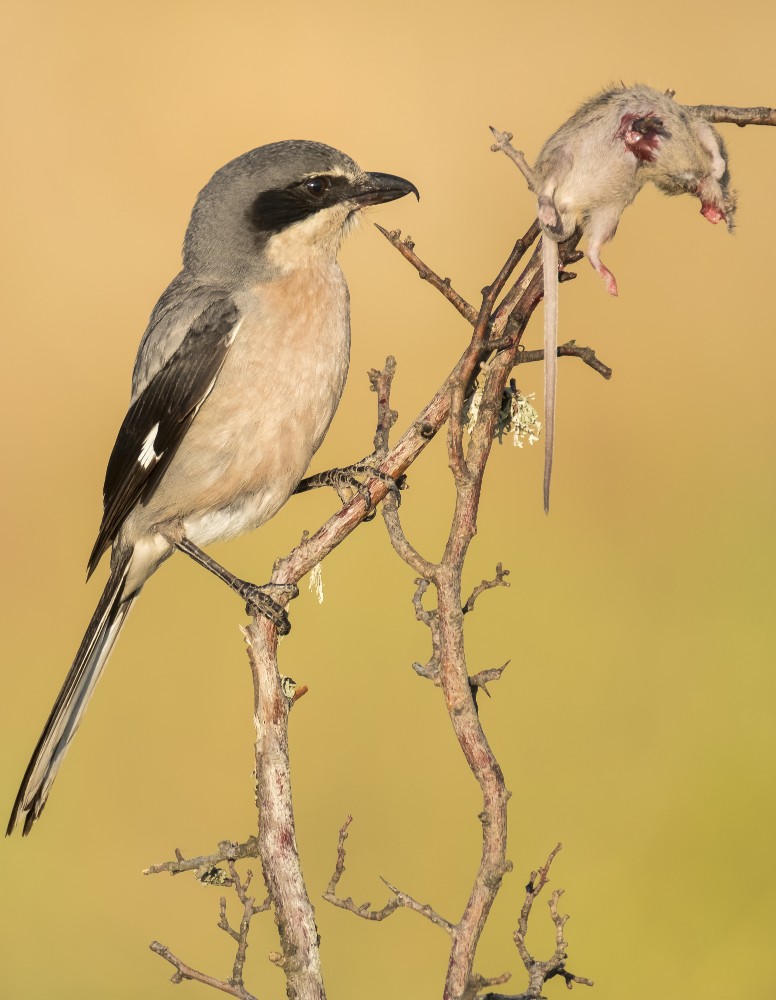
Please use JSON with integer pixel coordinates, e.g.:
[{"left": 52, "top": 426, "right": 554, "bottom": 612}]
[{"left": 183, "top": 140, "right": 418, "bottom": 282}]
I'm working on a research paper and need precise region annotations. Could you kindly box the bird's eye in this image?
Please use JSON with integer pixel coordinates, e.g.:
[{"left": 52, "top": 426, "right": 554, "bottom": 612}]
[{"left": 304, "top": 176, "right": 331, "bottom": 197}]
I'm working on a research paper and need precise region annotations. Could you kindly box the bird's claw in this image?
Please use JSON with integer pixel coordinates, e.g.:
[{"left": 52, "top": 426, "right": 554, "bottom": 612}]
[
  {"left": 237, "top": 581, "right": 298, "bottom": 636},
  {"left": 298, "top": 460, "right": 405, "bottom": 520}
]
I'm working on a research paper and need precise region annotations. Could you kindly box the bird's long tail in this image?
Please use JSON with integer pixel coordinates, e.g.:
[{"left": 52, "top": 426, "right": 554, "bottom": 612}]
[
  {"left": 542, "top": 235, "right": 559, "bottom": 514},
  {"left": 7, "top": 557, "right": 138, "bottom": 835}
]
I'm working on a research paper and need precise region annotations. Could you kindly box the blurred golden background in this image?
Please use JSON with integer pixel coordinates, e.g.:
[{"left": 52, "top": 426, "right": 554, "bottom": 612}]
[{"left": 2, "top": 1, "right": 774, "bottom": 997}]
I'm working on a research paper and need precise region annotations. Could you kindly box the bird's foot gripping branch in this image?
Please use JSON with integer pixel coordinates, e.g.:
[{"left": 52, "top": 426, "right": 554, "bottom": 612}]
[{"left": 295, "top": 457, "right": 406, "bottom": 522}]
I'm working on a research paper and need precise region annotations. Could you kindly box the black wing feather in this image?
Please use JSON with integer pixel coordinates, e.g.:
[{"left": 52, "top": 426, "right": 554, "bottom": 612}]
[{"left": 87, "top": 297, "right": 241, "bottom": 577}]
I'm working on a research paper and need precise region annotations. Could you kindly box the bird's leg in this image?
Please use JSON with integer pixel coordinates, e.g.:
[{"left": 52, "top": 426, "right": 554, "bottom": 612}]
[
  {"left": 165, "top": 532, "right": 297, "bottom": 635},
  {"left": 295, "top": 459, "right": 405, "bottom": 521}
]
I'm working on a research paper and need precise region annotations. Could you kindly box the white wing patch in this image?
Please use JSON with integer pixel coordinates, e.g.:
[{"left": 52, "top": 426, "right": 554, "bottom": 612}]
[
  {"left": 138, "top": 423, "right": 161, "bottom": 469},
  {"left": 225, "top": 316, "right": 243, "bottom": 347},
  {"left": 134, "top": 317, "right": 239, "bottom": 474}
]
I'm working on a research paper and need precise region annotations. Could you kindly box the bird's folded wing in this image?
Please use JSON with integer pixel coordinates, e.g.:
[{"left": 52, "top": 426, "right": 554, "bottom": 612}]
[{"left": 87, "top": 296, "right": 241, "bottom": 577}]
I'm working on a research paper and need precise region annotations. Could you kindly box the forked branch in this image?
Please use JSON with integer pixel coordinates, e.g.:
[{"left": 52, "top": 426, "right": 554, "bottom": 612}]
[
  {"left": 148, "top": 857, "right": 270, "bottom": 1000},
  {"left": 324, "top": 817, "right": 454, "bottom": 933},
  {"left": 480, "top": 846, "right": 593, "bottom": 1000}
]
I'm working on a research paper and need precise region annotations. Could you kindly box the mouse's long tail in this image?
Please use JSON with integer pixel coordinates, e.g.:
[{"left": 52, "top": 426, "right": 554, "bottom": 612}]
[{"left": 542, "top": 235, "right": 559, "bottom": 514}]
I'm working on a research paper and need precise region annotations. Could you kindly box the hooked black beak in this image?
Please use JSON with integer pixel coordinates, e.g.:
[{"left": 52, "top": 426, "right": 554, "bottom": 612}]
[{"left": 351, "top": 171, "right": 420, "bottom": 207}]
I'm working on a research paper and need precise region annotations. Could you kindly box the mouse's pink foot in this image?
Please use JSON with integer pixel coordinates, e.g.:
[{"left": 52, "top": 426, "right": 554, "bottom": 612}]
[
  {"left": 588, "top": 255, "right": 619, "bottom": 297},
  {"left": 701, "top": 202, "right": 725, "bottom": 225}
]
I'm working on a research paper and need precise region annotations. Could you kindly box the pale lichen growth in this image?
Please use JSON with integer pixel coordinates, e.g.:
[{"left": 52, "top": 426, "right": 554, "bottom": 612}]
[
  {"left": 309, "top": 563, "right": 324, "bottom": 604},
  {"left": 196, "top": 865, "right": 230, "bottom": 886},
  {"left": 465, "top": 367, "right": 541, "bottom": 448},
  {"left": 280, "top": 675, "right": 298, "bottom": 702},
  {"left": 504, "top": 384, "right": 541, "bottom": 448}
]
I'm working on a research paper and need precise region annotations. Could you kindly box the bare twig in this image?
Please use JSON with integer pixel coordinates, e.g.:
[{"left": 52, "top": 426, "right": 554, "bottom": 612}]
[
  {"left": 323, "top": 818, "right": 454, "bottom": 932},
  {"left": 514, "top": 844, "right": 563, "bottom": 968},
  {"left": 380, "top": 877, "right": 454, "bottom": 934},
  {"left": 489, "top": 126, "right": 536, "bottom": 188},
  {"left": 410, "top": 579, "right": 442, "bottom": 682},
  {"left": 412, "top": 660, "right": 439, "bottom": 681},
  {"left": 514, "top": 340, "right": 612, "bottom": 380},
  {"left": 322, "top": 816, "right": 402, "bottom": 921},
  {"left": 368, "top": 359, "right": 440, "bottom": 579},
  {"left": 462, "top": 564, "right": 510, "bottom": 614},
  {"left": 219, "top": 862, "right": 271, "bottom": 989},
  {"left": 219, "top": 899, "right": 240, "bottom": 942},
  {"left": 383, "top": 494, "right": 438, "bottom": 579},
  {"left": 323, "top": 816, "right": 353, "bottom": 898},
  {"left": 369, "top": 357, "right": 400, "bottom": 458},
  {"left": 375, "top": 226, "right": 478, "bottom": 324},
  {"left": 411, "top": 578, "right": 437, "bottom": 628},
  {"left": 149, "top": 941, "right": 259, "bottom": 1000},
  {"left": 493, "top": 845, "right": 595, "bottom": 1000},
  {"left": 144, "top": 838, "right": 259, "bottom": 877},
  {"left": 689, "top": 103, "right": 776, "bottom": 126}
]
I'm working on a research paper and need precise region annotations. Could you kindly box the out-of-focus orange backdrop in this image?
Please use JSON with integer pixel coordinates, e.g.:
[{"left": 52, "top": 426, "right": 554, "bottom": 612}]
[{"left": 2, "top": 1, "right": 774, "bottom": 997}]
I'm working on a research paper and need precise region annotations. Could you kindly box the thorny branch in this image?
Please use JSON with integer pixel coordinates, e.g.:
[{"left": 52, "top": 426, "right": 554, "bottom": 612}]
[
  {"left": 469, "top": 661, "right": 510, "bottom": 703},
  {"left": 147, "top": 102, "right": 775, "bottom": 1000}
]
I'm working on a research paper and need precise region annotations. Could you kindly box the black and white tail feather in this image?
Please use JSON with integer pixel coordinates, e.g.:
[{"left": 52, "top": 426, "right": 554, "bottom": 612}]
[{"left": 6, "top": 558, "right": 136, "bottom": 835}]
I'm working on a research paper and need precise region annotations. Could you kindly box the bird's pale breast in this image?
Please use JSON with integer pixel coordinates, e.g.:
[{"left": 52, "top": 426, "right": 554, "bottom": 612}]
[{"left": 124, "top": 262, "right": 351, "bottom": 552}]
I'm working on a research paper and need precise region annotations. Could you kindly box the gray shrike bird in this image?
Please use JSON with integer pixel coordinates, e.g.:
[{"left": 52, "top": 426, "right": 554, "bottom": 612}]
[{"left": 7, "top": 140, "right": 418, "bottom": 835}]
